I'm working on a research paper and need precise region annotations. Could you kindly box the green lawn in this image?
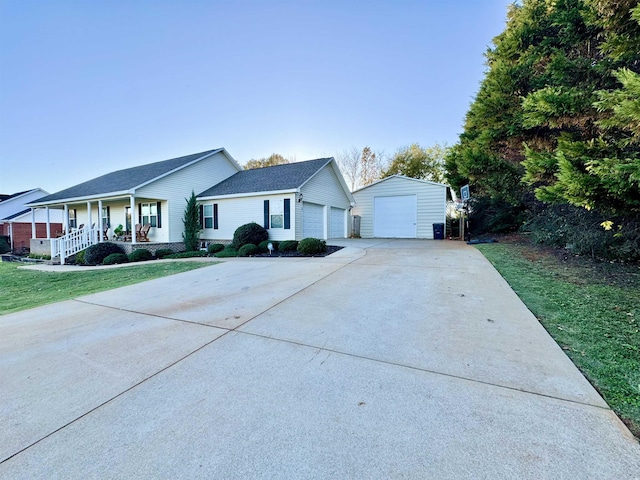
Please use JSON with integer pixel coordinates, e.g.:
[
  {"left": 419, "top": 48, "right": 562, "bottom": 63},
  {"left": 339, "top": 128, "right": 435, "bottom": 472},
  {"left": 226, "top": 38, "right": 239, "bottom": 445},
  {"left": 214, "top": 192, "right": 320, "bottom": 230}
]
[
  {"left": 0, "top": 261, "right": 214, "bottom": 316},
  {"left": 476, "top": 241, "right": 640, "bottom": 438}
]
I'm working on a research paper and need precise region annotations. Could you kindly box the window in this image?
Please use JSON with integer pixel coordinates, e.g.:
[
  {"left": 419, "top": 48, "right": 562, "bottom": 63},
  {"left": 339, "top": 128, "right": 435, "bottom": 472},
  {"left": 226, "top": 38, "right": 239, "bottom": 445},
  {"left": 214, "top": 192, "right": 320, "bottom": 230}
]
[
  {"left": 200, "top": 204, "right": 218, "bottom": 229},
  {"left": 102, "top": 206, "right": 110, "bottom": 228},
  {"left": 68, "top": 209, "right": 77, "bottom": 229},
  {"left": 263, "top": 199, "right": 290, "bottom": 229},
  {"left": 270, "top": 199, "right": 284, "bottom": 229},
  {"left": 203, "top": 205, "right": 213, "bottom": 228},
  {"left": 141, "top": 203, "right": 158, "bottom": 227}
]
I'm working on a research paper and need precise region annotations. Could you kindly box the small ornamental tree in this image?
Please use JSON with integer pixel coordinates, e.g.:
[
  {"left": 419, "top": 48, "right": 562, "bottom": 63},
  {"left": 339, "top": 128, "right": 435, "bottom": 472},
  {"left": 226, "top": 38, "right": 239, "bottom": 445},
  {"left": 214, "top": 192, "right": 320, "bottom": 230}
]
[{"left": 182, "top": 191, "right": 201, "bottom": 252}]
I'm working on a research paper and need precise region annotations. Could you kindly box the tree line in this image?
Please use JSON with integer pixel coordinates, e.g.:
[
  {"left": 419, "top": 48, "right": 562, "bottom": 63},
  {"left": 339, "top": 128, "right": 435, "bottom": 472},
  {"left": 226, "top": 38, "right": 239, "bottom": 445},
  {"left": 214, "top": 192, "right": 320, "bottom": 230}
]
[
  {"left": 245, "top": 145, "right": 449, "bottom": 192},
  {"left": 445, "top": 0, "right": 640, "bottom": 260}
]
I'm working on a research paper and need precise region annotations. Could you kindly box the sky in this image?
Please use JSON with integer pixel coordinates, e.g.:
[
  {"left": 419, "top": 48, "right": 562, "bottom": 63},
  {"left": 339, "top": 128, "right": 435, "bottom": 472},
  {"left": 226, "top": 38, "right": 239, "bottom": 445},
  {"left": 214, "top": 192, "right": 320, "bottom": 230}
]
[{"left": 0, "top": 0, "right": 510, "bottom": 194}]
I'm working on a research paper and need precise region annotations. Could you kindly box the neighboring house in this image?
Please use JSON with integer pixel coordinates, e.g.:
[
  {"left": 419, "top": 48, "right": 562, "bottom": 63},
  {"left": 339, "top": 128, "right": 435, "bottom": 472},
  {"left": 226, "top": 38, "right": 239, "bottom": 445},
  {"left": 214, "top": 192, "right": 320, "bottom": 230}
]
[
  {"left": 26, "top": 148, "right": 242, "bottom": 247},
  {"left": 197, "top": 158, "right": 355, "bottom": 241},
  {"left": 0, "top": 189, "right": 63, "bottom": 251},
  {"left": 351, "top": 175, "right": 447, "bottom": 239}
]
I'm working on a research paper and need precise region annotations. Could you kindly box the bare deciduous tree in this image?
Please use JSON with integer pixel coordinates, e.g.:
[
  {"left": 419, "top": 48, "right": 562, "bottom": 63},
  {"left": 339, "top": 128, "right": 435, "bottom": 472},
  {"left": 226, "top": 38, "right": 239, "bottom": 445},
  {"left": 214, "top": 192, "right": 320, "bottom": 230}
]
[{"left": 335, "top": 146, "right": 362, "bottom": 191}]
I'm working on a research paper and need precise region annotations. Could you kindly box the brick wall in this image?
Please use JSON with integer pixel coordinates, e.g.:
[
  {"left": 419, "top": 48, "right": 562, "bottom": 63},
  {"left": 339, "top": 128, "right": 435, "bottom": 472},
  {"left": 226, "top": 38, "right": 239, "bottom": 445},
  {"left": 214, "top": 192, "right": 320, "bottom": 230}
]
[{"left": 9, "top": 222, "right": 63, "bottom": 252}]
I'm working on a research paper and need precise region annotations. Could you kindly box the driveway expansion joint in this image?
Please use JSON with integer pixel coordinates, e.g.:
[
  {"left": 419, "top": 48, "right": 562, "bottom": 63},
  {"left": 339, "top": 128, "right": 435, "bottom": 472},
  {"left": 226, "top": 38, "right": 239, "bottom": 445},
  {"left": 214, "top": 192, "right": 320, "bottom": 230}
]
[{"left": 235, "top": 329, "right": 615, "bottom": 413}]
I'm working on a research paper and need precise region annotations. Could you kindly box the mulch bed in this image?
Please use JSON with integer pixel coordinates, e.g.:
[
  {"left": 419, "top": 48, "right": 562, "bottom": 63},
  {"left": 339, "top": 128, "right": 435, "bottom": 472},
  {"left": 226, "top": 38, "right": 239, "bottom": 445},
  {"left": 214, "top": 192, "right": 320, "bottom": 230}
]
[{"left": 252, "top": 245, "right": 344, "bottom": 258}]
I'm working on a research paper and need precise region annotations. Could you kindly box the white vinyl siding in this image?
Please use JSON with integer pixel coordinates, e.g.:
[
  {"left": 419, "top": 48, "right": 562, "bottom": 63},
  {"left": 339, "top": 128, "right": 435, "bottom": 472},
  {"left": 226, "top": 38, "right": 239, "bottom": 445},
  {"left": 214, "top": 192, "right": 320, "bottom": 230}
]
[
  {"left": 298, "top": 162, "right": 352, "bottom": 240},
  {"left": 199, "top": 193, "right": 296, "bottom": 242},
  {"left": 330, "top": 207, "right": 346, "bottom": 238},
  {"left": 352, "top": 176, "right": 447, "bottom": 239},
  {"left": 137, "top": 151, "right": 239, "bottom": 242}
]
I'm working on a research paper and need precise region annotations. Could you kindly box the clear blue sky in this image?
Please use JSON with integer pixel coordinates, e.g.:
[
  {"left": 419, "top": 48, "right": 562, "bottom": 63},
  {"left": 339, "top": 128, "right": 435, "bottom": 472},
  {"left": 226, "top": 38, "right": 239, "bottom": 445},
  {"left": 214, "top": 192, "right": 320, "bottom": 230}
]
[{"left": 0, "top": 0, "right": 510, "bottom": 194}]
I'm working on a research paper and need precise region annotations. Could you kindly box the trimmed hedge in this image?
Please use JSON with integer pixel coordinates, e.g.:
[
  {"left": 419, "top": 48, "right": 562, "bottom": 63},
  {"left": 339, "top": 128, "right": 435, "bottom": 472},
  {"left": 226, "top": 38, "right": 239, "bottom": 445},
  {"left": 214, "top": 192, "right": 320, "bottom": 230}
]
[
  {"left": 207, "top": 243, "right": 225, "bottom": 254},
  {"left": 215, "top": 245, "right": 238, "bottom": 258},
  {"left": 103, "top": 253, "right": 129, "bottom": 265},
  {"left": 297, "top": 238, "right": 326, "bottom": 255},
  {"left": 75, "top": 250, "right": 86, "bottom": 265},
  {"left": 85, "top": 242, "right": 125, "bottom": 265},
  {"left": 0, "top": 237, "right": 10, "bottom": 254},
  {"left": 154, "top": 248, "right": 174, "bottom": 259},
  {"left": 128, "top": 248, "right": 153, "bottom": 262},
  {"left": 238, "top": 243, "right": 259, "bottom": 257},
  {"left": 278, "top": 240, "right": 298, "bottom": 252},
  {"left": 164, "top": 251, "right": 208, "bottom": 259},
  {"left": 233, "top": 222, "right": 268, "bottom": 248}
]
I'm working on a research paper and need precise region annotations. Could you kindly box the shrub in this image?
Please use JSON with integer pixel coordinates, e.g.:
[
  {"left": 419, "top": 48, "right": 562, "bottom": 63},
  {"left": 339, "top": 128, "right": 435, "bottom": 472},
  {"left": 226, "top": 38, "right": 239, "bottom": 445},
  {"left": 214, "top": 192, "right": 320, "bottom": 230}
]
[
  {"left": 207, "top": 243, "right": 225, "bottom": 254},
  {"left": 215, "top": 245, "right": 238, "bottom": 258},
  {"left": 128, "top": 248, "right": 153, "bottom": 262},
  {"left": 0, "top": 237, "right": 9, "bottom": 254},
  {"left": 103, "top": 253, "right": 129, "bottom": 265},
  {"left": 75, "top": 250, "right": 87, "bottom": 265},
  {"left": 233, "top": 222, "right": 268, "bottom": 249},
  {"left": 154, "top": 248, "right": 174, "bottom": 259},
  {"left": 297, "top": 238, "right": 326, "bottom": 255},
  {"left": 84, "top": 242, "right": 124, "bottom": 265},
  {"left": 258, "top": 240, "right": 279, "bottom": 253},
  {"left": 238, "top": 243, "right": 259, "bottom": 257},
  {"left": 279, "top": 240, "right": 299, "bottom": 252},
  {"left": 164, "top": 251, "right": 208, "bottom": 259}
]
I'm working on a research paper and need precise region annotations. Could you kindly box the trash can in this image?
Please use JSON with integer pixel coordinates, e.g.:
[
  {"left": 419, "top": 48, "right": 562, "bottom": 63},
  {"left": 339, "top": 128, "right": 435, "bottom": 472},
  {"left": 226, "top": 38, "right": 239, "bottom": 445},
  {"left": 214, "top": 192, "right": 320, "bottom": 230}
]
[{"left": 432, "top": 223, "right": 445, "bottom": 240}]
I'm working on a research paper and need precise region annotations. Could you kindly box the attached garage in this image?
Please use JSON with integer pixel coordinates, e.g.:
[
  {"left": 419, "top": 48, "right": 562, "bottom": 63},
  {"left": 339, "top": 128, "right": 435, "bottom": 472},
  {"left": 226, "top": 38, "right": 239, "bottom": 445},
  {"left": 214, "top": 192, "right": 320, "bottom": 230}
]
[
  {"left": 351, "top": 175, "right": 447, "bottom": 239},
  {"left": 329, "top": 207, "right": 346, "bottom": 238},
  {"left": 302, "top": 202, "right": 325, "bottom": 238}
]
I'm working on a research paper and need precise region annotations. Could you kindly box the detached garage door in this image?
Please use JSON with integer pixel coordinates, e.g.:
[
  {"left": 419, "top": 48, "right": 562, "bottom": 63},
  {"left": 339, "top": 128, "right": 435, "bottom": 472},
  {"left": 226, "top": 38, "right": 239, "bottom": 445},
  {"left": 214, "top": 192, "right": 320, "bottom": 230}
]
[
  {"left": 303, "top": 202, "right": 325, "bottom": 238},
  {"left": 374, "top": 195, "right": 417, "bottom": 238},
  {"left": 330, "top": 207, "right": 346, "bottom": 238}
]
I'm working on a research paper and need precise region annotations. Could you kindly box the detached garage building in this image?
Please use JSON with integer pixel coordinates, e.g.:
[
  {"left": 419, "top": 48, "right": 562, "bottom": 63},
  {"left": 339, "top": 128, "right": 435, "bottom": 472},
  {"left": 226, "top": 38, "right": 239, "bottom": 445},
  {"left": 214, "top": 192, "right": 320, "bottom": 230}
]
[{"left": 351, "top": 175, "right": 447, "bottom": 239}]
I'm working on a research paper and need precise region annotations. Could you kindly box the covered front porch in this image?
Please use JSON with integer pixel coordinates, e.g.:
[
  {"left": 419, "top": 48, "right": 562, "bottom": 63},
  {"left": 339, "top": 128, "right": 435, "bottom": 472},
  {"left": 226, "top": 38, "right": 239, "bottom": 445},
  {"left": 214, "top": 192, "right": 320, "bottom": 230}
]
[{"left": 28, "top": 194, "right": 168, "bottom": 264}]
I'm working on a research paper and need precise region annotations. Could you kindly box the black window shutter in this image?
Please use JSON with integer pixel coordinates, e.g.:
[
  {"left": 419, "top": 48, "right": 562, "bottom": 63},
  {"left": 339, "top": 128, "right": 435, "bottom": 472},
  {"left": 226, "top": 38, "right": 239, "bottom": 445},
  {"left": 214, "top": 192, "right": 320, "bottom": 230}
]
[
  {"left": 198, "top": 205, "right": 204, "bottom": 228},
  {"left": 157, "top": 202, "right": 162, "bottom": 228},
  {"left": 213, "top": 204, "right": 218, "bottom": 229},
  {"left": 284, "top": 198, "right": 291, "bottom": 229},
  {"left": 138, "top": 204, "right": 142, "bottom": 225},
  {"left": 263, "top": 200, "right": 269, "bottom": 229},
  {"left": 106, "top": 206, "right": 110, "bottom": 226}
]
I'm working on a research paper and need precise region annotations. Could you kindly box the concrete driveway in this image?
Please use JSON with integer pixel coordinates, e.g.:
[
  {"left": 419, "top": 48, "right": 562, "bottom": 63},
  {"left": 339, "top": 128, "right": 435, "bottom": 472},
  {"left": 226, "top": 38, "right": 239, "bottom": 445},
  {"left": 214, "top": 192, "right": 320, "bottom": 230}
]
[{"left": 1, "top": 239, "right": 638, "bottom": 479}]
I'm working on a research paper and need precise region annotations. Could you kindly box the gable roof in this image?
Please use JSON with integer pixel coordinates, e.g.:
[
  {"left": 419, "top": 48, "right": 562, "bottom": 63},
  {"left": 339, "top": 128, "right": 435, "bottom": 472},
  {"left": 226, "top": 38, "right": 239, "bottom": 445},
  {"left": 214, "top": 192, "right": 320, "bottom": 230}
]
[
  {"left": 2, "top": 208, "right": 30, "bottom": 221},
  {"left": 198, "top": 158, "right": 333, "bottom": 197},
  {"left": 0, "top": 190, "right": 30, "bottom": 202},
  {"left": 28, "top": 148, "right": 231, "bottom": 206},
  {"left": 352, "top": 174, "right": 448, "bottom": 194}
]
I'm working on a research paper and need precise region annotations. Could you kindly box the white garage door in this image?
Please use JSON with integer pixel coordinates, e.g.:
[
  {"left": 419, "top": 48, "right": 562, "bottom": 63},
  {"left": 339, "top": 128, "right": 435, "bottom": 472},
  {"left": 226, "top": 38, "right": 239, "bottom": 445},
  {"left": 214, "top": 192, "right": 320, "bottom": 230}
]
[
  {"left": 374, "top": 195, "right": 417, "bottom": 238},
  {"left": 303, "top": 202, "right": 325, "bottom": 238},
  {"left": 330, "top": 207, "right": 346, "bottom": 238}
]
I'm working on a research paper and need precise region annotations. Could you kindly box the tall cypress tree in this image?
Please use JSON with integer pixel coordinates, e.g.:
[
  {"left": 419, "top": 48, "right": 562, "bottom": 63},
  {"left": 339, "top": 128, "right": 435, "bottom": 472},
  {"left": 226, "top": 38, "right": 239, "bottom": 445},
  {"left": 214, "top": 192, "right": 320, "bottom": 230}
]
[{"left": 182, "top": 191, "right": 201, "bottom": 252}]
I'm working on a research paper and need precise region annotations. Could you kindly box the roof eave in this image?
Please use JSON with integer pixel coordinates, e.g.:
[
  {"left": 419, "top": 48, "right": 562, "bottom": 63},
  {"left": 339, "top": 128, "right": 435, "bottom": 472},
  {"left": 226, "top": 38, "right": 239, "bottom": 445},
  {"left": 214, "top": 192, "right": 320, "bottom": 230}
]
[
  {"left": 197, "top": 188, "right": 298, "bottom": 201},
  {"left": 26, "top": 190, "right": 134, "bottom": 207}
]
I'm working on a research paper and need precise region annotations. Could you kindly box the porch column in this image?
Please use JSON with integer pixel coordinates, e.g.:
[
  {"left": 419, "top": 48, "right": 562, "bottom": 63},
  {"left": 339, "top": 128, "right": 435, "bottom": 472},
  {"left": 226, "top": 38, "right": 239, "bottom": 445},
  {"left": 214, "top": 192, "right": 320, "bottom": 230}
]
[
  {"left": 64, "top": 205, "right": 69, "bottom": 232},
  {"left": 31, "top": 208, "right": 36, "bottom": 239},
  {"left": 45, "top": 207, "right": 51, "bottom": 239},
  {"left": 87, "top": 201, "right": 92, "bottom": 229},
  {"left": 130, "top": 195, "right": 137, "bottom": 245},
  {"left": 98, "top": 199, "right": 103, "bottom": 243}
]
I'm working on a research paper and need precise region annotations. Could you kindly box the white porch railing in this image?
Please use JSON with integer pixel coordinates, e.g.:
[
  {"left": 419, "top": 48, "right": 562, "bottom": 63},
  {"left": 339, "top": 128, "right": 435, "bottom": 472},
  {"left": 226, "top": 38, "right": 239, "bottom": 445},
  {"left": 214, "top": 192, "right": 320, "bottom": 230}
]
[{"left": 51, "top": 225, "right": 100, "bottom": 265}]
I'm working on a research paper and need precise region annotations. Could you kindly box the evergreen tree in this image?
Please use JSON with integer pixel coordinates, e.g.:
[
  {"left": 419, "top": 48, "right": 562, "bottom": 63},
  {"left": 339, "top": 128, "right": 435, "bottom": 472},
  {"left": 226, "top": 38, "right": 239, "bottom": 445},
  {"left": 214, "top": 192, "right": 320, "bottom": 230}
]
[{"left": 182, "top": 191, "right": 201, "bottom": 252}]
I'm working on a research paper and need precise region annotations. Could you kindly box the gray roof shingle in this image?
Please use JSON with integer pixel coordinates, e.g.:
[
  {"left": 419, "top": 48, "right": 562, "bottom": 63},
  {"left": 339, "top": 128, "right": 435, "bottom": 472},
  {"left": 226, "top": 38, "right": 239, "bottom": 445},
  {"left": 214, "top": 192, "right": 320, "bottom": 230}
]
[
  {"left": 31, "top": 149, "right": 222, "bottom": 204},
  {"left": 198, "top": 158, "right": 332, "bottom": 197}
]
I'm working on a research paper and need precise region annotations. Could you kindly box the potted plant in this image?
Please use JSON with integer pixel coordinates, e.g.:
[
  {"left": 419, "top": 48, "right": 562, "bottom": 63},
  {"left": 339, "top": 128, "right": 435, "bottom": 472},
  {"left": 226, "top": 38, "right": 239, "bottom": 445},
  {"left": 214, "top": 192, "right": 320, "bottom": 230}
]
[{"left": 113, "top": 224, "right": 124, "bottom": 240}]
